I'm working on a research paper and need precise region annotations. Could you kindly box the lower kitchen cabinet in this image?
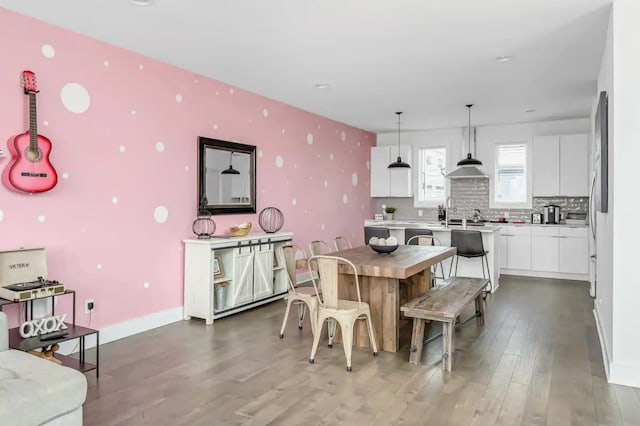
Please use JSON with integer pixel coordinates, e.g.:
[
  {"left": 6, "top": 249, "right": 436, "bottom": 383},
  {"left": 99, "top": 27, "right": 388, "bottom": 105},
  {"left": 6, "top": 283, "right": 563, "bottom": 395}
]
[
  {"left": 501, "top": 226, "right": 532, "bottom": 270},
  {"left": 183, "top": 232, "right": 293, "bottom": 325},
  {"left": 558, "top": 228, "right": 589, "bottom": 275}
]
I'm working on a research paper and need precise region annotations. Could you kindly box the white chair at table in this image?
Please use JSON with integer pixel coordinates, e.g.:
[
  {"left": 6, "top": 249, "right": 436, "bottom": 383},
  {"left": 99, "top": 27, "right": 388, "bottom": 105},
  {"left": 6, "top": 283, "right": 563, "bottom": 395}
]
[
  {"left": 334, "top": 236, "right": 352, "bottom": 252},
  {"left": 307, "top": 255, "right": 378, "bottom": 372},
  {"left": 406, "top": 234, "right": 446, "bottom": 286},
  {"left": 279, "top": 245, "right": 318, "bottom": 338},
  {"left": 309, "top": 240, "right": 332, "bottom": 256}
]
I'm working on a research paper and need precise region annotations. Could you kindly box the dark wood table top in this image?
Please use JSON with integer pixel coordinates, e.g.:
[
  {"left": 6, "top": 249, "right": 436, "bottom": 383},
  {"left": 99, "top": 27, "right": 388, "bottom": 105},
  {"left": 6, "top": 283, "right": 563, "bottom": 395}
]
[{"left": 332, "top": 245, "right": 456, "bottom": 279}]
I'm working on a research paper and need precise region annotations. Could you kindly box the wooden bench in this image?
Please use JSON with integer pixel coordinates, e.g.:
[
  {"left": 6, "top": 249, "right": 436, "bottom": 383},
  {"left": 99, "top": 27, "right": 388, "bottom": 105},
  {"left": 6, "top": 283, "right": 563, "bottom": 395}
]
[{"left": 400, "top": 277, "right": 489, "bottom": 371}]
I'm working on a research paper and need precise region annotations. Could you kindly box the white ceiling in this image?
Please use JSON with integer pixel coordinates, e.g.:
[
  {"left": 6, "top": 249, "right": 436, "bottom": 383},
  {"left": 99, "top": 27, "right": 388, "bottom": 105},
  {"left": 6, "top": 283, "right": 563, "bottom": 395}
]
[{"left": 0, "top": 0, "right": 612, "bottom": 133}]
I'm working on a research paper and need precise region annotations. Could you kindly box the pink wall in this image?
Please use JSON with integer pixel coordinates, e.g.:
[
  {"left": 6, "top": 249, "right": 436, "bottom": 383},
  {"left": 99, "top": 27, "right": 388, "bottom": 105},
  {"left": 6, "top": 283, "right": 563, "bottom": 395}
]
[{"left": 0, "top": 9, "right": 375, "bottom": 329}]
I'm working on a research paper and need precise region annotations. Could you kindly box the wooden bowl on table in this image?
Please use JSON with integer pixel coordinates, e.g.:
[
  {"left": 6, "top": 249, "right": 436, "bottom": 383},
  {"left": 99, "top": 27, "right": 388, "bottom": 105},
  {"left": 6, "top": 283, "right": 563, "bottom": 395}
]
[{"left": 229, "top": 222, "right": 252, "bottom": 237}]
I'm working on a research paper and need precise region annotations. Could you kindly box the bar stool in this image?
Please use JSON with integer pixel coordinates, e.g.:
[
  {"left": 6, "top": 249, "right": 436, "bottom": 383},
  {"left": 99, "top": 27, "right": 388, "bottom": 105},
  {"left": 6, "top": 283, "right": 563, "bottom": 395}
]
[
  {"left": 406, "top": 233, "right": 446, "bottom": 284},
  {"left": 364, "top": 227, "right": 389, "bottom": 245},
  {"left": 449, "top": 230, "right": 492, "bottom": 294}
]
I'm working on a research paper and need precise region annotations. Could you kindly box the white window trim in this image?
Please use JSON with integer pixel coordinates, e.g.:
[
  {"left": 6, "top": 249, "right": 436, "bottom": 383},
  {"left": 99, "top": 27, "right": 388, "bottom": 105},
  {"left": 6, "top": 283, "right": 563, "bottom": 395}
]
[
  {"left": 414, "top": 143, "right": 451, "bottom": 208},
  {"left": 490, "top": 140, "right": 533, "bottom": 210}
]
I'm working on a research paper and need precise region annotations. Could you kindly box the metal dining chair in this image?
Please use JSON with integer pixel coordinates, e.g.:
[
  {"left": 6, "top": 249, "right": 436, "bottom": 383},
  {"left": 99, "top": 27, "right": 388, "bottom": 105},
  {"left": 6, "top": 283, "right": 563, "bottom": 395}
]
[
  {"left": 449, "top": 230, "right": 492, "bottom": 294},
  {"left": 334, "top": 236, "right": 352, "bottom": 252}
]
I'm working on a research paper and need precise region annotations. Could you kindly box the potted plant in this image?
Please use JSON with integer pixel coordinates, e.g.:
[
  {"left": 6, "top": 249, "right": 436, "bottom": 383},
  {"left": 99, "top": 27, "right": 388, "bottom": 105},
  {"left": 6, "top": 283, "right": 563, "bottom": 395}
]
[{"left": 384, "top": 207, "right": 397, "bottom": 220}]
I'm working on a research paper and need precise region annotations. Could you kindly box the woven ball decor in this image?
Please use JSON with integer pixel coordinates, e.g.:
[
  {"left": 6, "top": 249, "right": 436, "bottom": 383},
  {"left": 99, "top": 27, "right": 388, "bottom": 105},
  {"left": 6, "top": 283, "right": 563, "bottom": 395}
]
[{"left": 258, "top": 207, "right": 284, "bottom": 233}]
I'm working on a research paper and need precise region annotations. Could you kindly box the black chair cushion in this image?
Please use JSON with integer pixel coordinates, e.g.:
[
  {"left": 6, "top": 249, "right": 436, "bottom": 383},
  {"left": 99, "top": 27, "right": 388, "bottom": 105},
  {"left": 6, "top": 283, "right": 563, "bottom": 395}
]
[
  {"left": 405, "top": 228, "right": 434, "bottom": 245},
  {"left": 364, "top": 227, "right": 390, "bottom": 245}
]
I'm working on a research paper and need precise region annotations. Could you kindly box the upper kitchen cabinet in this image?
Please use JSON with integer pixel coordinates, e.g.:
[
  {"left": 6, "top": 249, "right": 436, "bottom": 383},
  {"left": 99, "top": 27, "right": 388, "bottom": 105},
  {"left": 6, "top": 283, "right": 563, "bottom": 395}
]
[
  {"left": 532, "top": 133, "right": 589, "bottom": 196},
  {"left": 370, "top": 146, "right": 412, "bottom": 197}
]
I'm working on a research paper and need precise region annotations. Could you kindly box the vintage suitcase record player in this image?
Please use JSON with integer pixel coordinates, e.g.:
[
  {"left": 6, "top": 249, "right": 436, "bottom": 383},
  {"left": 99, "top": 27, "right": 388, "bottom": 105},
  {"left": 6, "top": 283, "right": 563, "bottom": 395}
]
[{"left": 0, "top": 247, "right": 65, "bottom": 302}]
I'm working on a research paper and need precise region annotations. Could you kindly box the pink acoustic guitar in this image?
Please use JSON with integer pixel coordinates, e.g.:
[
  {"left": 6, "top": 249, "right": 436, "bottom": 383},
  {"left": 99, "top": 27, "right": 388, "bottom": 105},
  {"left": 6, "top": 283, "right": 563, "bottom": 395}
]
[{"left": 2, "top": 71, "right": 58, "bottom": 193}]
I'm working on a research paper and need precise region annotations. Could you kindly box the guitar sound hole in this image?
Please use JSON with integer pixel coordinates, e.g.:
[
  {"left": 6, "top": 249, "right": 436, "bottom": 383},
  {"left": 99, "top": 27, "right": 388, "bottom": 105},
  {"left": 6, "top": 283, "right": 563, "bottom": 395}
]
[{"left": 25, "top": 147, "right": 43, "bottom": 162}]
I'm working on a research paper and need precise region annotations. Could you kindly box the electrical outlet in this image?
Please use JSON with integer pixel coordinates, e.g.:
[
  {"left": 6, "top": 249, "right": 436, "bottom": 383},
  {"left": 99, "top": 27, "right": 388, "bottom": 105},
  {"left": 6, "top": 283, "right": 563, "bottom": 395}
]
[
  {"left": 418, "top": 209, "right": 423, "bottom": 217},
  {"left": 504, "top": 211, "right": 510, "bottom": 219},
  {"left": 85, "top": 299, "right": 94, "bottom": 314}
]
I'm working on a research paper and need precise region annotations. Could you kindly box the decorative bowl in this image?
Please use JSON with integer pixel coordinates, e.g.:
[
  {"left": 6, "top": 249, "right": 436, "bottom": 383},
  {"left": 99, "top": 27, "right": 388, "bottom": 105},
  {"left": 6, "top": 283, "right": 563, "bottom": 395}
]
[
  {"left": 369, "top": 244, "right": 399, "bottom": 254},
  {"left": 229, "top": 222, "right": 252, "bottom": 237}
]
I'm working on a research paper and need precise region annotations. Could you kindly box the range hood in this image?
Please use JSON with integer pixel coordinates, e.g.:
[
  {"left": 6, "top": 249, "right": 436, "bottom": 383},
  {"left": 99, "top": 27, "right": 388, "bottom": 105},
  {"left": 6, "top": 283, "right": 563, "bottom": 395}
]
[{"left": 446, "top": 165, "right": 488, "bottom": 179}]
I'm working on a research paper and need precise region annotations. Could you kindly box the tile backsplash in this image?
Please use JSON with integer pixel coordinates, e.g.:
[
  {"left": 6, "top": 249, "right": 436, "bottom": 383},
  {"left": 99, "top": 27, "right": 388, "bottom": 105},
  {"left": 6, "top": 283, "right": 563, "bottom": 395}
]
[{"left": 374, "top": 178, "right": 589, "bottom": 223}]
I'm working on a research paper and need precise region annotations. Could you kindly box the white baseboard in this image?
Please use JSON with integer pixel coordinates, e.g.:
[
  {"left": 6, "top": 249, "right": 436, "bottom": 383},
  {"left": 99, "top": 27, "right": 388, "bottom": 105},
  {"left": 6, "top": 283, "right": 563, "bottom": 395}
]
[
  {"left": 58, "top": 306, "right": 183, "bottom": 355},
  {"left": 593, "top": 307, "right": 612, "bottom": 380},
  {"left": 502, "top": 269, "right": 589, "bottom": 281}
]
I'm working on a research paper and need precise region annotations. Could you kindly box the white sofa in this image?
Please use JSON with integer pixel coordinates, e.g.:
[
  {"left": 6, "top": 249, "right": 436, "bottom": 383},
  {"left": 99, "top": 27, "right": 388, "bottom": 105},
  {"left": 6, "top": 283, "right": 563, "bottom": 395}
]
[{"left": 0, "top": 312, "right": 87, "bottom": 426}]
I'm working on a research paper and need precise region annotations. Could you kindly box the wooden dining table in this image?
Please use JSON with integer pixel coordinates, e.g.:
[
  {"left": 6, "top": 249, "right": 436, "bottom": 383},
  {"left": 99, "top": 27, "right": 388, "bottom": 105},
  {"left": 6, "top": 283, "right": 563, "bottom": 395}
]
[{"left": 332, "top": 244, "right": 456, "bottom": 352}]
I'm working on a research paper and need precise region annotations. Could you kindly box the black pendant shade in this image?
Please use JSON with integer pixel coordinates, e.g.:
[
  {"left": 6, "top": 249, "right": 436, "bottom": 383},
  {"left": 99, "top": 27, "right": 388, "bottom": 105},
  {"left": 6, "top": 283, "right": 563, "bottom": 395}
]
[
  {"left": 457, "top": 104, "right": 482, "bottom": 166},
  {"left": 221, "top": 151, "right": 240, "bottom": 175},
  {"left": 388, "top": 111, "right": 410, "bottom": 169}
]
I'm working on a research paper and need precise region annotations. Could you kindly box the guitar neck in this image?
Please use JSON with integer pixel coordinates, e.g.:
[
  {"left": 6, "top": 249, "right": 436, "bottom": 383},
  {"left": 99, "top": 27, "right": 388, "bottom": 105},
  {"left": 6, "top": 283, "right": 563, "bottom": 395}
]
[{"left": 29, "top": 92, "right": 38, "bottom": 151}]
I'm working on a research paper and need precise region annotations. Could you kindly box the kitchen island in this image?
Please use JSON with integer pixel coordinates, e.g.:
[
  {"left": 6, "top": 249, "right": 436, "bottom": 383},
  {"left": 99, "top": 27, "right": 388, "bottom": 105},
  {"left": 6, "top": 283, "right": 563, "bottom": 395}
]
[{"left": 364, "top": 220, "right": 502, "bottom": 291}]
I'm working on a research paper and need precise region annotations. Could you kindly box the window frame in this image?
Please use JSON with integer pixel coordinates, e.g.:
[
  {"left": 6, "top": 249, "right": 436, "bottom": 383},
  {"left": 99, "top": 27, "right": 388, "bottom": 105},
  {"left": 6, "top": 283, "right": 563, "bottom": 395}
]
[
  {"left": 414, "top": 144, "right": 449, "bottom": 208},
  {"left": 490, "top": 141, "right": 532, "bottom": 209}
]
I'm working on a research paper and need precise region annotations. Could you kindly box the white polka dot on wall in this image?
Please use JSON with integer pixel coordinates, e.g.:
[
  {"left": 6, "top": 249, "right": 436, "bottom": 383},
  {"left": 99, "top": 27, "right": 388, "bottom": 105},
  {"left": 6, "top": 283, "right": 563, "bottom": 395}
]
[
  {"left": 249, "top": 120, "right": 252, "bottom": 124},
  {"left": 213, "top": 124, "right": 218, "bottom": 130},
  {"left": 292, "top": 198, "right": 297, "bottom": 206},
  {"left": 216, "top": 92, "right": 219, "bottom": 96},
  {"left": 352, "top": 173, "right": 358, "bottom": 186},
  {"left": 229, "top": 88, "right": 234, "bottom": 94},
  {"left": 131, "top": 110, "right": 136, "bottom": 116},
  {"left": 342, "top": 194, "right": 348, "bottom": 204},
  {"left": 341, "top": 131, "right": 347, "bottom": 142},
  {"left": 275, "top": 155, "right": 284, "bottom": 168},
  {"left": 361, "top": 204, "right": 365, "bottom": 210},
  {"left": 61, "top": 83, "right": 91, "bottom": 114},
  {"left": 307, "top": 133, "right": 314, "bottom": 145},
  {"left": 104, "top": 60, "right": 109, "bottom": 67},
  {"left": 194, "top": 79, "right": 199, "bottom": 84},
  {"left": 119, "top": 145, "right": 126, "bottom": 153},
  {"left": 155, "top": 142, "right": 165, "bottom": 153},
  {"left": 175, "top": 94, "right": 183, "bottom": 103},
  {"left": 112, "top": 197, "right": 118, "bottom": 204},
  {"left": 154, "top": 206, "right": 169, "bottom": 224},
  {"left": 43, "top": 121, "right": 49, "bottom": 126},
  {"left": 139, "top": 65, "right": 144, "bottom": 70},
  {"left": 294, "top": 163, "right": 297, "bottom": 169},
  {"left": 304, "top": 209, "right": 308, "bottom": 214},
  {"left": 38, "top": 215, "right": 46, "bottom": 223},
  {"left": 321, "top": 224, "right": 326, "bottom": 230},
  {"left": 330, "top": 154, "right": 334, "bottom": 160},
  {"left": 316, "top": 154, "right": 320, "bottom": 158},
  {"left": 97, "top": 264, "right": 102, "bottom": 270},
  {"left": 62, "top": 172, "right": 69, "bottom": 179},
  {"left": 262, "top": 109, "right": 269, "bottom": 117},
  {"left": 0, "top": 210, "right": 4, "bottom": 223},
  {"left": 143, "top": 282, "right": 150, "bottom": 289},
  {"left": 324, "top": 180, "right": 328, "bottom": 188},
  {"left": 282, "top": 129, "right": 285, "bottom": 134},
  {"left": 258, "top": 150, "right": 263, "bottom": 158},
  {"left": 41, "top": 44, "right": 55, "bottom": 58},
  {"left": 185, "top": 166, "right": 189, "bottom": 171},
  {"left": 357, "top": 142, "right": 361, "bottom": 147},
  {"left": 318, "top": 124, "right": 321, "bottom": 129}
]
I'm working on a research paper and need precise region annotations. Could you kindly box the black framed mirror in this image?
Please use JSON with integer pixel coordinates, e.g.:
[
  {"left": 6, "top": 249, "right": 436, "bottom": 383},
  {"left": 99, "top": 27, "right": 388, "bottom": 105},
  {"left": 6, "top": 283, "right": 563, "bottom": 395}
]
[{"left": 198, "top": 136, "right": 256, "bottom": 214}]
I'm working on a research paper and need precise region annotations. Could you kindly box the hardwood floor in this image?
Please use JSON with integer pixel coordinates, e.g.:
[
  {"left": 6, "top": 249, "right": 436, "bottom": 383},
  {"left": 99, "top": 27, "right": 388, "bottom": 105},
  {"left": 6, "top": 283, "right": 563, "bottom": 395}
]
[{"left": 83, "top": 276, "right": 640, "bottom": 425}]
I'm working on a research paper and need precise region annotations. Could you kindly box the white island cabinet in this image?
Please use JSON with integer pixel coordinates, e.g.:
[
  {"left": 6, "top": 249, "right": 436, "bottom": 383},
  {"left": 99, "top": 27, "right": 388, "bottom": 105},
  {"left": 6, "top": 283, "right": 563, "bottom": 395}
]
[{"left": 183, "top": 232, "right": 293, "bottom": 325}]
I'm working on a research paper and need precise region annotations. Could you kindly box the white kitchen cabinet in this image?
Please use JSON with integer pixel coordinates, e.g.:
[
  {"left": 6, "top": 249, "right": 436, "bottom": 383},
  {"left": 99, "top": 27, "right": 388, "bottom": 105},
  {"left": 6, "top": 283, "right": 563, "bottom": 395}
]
[
  {"left": 532, "top": 133, "right": 589, "bottom": 197},
  {"left": 559, "top": 134, "right": 589, "bottom": 196},
  {"left": 558, "top": 227, "right": 589, "bottom": 274},
  {"left": 370, "top": 146, "right": 412, "bottom": 197},
  {"left": 500, "top": 226, "right": 532, "bottom": 271},
  {"left": 532, "top": 136, "right": 560, "bottom": 197},
  {"left": 531, "top": 227, "right": 560, "bottom": 272},
  {"left": 183, "top": 232, "right": 292, "bottom": 324}
]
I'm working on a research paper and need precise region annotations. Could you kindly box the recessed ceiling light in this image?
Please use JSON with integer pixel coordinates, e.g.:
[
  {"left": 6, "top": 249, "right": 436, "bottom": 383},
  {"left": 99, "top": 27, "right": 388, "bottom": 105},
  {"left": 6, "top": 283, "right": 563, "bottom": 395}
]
[
  {"left": 496, "top": 56, "right": 511, "bottom": 63},
  {"left": 314, "top": 83, "right": 330, "bottom": 89},
  {"left": 130, "top": 0, "right": 152, "bottom": 6},
  {"left": 524, "top": 109, "right": 536, "bottom": 113}
]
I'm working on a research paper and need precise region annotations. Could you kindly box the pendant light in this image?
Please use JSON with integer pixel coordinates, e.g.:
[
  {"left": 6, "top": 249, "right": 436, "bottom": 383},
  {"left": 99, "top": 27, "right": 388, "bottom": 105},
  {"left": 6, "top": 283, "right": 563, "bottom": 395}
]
[
  {"left": 457, "top": 104, "right": 482, "bottom": 166},
  {"left": 221, "top": 151, "right": 240, "bottom": 175},
  {"left": 387, "top": 111, "right": 410, "bottom": 169},
  {"left": 445, "top": 104, "right": 488, "bottom": 179}
]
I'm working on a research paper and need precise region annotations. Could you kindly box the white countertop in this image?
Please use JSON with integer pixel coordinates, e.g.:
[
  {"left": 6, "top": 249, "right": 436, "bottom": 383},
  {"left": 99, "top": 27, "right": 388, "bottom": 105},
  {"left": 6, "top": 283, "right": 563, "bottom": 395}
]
[{"left": 364, "top": 219, "right": 588, "bottom": 232}]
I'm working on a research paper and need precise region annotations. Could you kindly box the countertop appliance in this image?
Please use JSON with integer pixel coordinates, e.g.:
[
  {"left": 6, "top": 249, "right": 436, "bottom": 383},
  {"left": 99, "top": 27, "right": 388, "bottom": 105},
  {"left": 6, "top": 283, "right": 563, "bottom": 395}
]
[
  {"left": 543, "top": 205, "right": 561, "bottom": 224},
  {"left": 531, "top": 213, "right": 543, "bottom": 224}
]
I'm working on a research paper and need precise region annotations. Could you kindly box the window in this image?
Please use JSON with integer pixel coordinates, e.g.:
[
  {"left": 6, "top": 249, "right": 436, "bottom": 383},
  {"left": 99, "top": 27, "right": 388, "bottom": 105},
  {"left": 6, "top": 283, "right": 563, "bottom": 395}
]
[
  {"left": 417, "top": 147, "right": 447, "bottom": 206},
  {"left": 494, "top": 143, "right": 527, "bottom": 204}
]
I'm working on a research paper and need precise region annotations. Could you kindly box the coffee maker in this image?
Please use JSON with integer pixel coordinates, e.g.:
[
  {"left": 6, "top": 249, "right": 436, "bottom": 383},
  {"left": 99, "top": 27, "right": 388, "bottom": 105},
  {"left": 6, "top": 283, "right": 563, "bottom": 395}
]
[{"left": 543, "top": 205, "right": 561, "bottom": 224}]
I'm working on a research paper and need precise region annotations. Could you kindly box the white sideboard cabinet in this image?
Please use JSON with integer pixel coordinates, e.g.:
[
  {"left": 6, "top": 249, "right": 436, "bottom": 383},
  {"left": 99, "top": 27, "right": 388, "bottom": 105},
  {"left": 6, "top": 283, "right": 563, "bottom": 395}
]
[{"left": 183, "top": 232, "right": 293, "bottom": 324}]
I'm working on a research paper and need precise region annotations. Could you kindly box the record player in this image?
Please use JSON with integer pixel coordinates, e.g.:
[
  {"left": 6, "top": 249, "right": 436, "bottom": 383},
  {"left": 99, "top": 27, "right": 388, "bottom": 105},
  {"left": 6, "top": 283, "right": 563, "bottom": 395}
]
[{"left": 0, "top": 248, "right": 65, "bottom": 302}]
